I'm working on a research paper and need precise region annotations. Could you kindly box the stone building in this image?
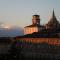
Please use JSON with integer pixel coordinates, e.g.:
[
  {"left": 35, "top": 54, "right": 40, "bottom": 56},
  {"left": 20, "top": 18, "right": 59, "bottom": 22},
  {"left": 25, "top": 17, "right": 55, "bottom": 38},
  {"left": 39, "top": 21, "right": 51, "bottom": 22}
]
[{"left": 24, "top": 15, "right": 44, "bottom": 35}]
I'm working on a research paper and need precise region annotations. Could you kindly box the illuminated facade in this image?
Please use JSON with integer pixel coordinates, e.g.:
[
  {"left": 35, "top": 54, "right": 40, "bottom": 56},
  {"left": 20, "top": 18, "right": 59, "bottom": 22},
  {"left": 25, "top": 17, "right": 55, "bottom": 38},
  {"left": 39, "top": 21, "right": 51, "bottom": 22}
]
[{"left": 24, "top": 15, "right": 44, "bottom": 35}]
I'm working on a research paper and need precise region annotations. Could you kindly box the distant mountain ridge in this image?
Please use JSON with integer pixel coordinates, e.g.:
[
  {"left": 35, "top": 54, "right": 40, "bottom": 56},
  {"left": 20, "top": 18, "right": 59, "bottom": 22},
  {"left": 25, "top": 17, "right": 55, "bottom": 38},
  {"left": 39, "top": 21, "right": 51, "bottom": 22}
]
[{"left": 0, "top": 23, "right": 24, "bottom": 37}]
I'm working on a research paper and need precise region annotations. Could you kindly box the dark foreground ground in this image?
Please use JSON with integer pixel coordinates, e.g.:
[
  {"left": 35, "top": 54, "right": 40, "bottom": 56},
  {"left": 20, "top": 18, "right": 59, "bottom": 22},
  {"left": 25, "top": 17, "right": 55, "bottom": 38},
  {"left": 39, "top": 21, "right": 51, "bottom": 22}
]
[
  {"left": 0, "top": 37, "right": 60, "bottom": 60},
  {"left": 0, "top": 54, "right": 60, "bottom": 60}
]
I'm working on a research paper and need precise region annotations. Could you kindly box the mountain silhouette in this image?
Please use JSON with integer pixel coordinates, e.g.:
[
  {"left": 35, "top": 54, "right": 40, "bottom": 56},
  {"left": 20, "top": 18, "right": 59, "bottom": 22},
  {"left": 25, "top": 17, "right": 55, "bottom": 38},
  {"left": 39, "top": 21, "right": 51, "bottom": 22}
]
[{"left": 0, "top": 24, "right": 23, "bottom": 37}]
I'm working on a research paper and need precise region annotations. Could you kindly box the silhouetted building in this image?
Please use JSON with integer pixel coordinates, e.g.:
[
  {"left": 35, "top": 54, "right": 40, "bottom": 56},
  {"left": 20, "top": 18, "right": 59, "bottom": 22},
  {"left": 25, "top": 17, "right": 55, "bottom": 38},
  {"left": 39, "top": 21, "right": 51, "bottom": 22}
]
[{"left": 45, "top": 10, "right": 60, "bottom": 30}]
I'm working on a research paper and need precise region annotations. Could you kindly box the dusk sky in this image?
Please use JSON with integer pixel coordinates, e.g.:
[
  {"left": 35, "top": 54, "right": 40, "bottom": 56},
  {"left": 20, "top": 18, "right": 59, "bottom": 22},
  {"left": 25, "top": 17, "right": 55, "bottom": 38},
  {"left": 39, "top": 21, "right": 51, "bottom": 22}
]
[{"left": 0, "top": 0, "right": 60, "bottom": 28}]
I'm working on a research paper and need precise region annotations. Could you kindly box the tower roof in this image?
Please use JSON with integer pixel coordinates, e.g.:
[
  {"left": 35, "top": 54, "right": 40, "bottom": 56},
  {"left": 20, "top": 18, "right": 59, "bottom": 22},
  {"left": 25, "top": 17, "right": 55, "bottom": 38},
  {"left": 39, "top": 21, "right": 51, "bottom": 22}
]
[
  {"left": 52, "top": 9, "right": 55, "bottom": 17},
  {"left": 46, "top": 9, "right": 60, "bottom": 29},
  {"left": 52, "top": 9, "right": 56, "bottom": 20},
  {"left": 33, "top": 15, "right": 40, "bottom": 17},
  {"left": 48, "top": 9, "right": 58, "bottom": 24}
]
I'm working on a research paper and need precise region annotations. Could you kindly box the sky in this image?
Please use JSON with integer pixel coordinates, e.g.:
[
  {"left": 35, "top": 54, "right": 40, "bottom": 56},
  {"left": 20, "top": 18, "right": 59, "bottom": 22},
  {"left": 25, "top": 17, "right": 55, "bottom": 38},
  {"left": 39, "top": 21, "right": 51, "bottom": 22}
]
[{"left": 0, "top": 0, "right": 60, "bottom": 28}]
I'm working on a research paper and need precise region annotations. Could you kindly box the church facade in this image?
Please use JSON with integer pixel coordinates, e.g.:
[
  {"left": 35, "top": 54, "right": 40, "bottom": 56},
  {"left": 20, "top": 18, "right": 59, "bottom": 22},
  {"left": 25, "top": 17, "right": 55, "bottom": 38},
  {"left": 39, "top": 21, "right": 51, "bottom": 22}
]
[{"left": 24, "top": 15, "right": 44, "bottom": 35}]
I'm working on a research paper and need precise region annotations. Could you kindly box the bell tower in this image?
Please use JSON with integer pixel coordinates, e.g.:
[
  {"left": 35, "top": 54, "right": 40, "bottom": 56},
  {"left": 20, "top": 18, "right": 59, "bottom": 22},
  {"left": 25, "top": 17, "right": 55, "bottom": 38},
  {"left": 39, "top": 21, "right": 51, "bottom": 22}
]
[{"left": 32, "top": 15, "right": 40, "bottom": 25}]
